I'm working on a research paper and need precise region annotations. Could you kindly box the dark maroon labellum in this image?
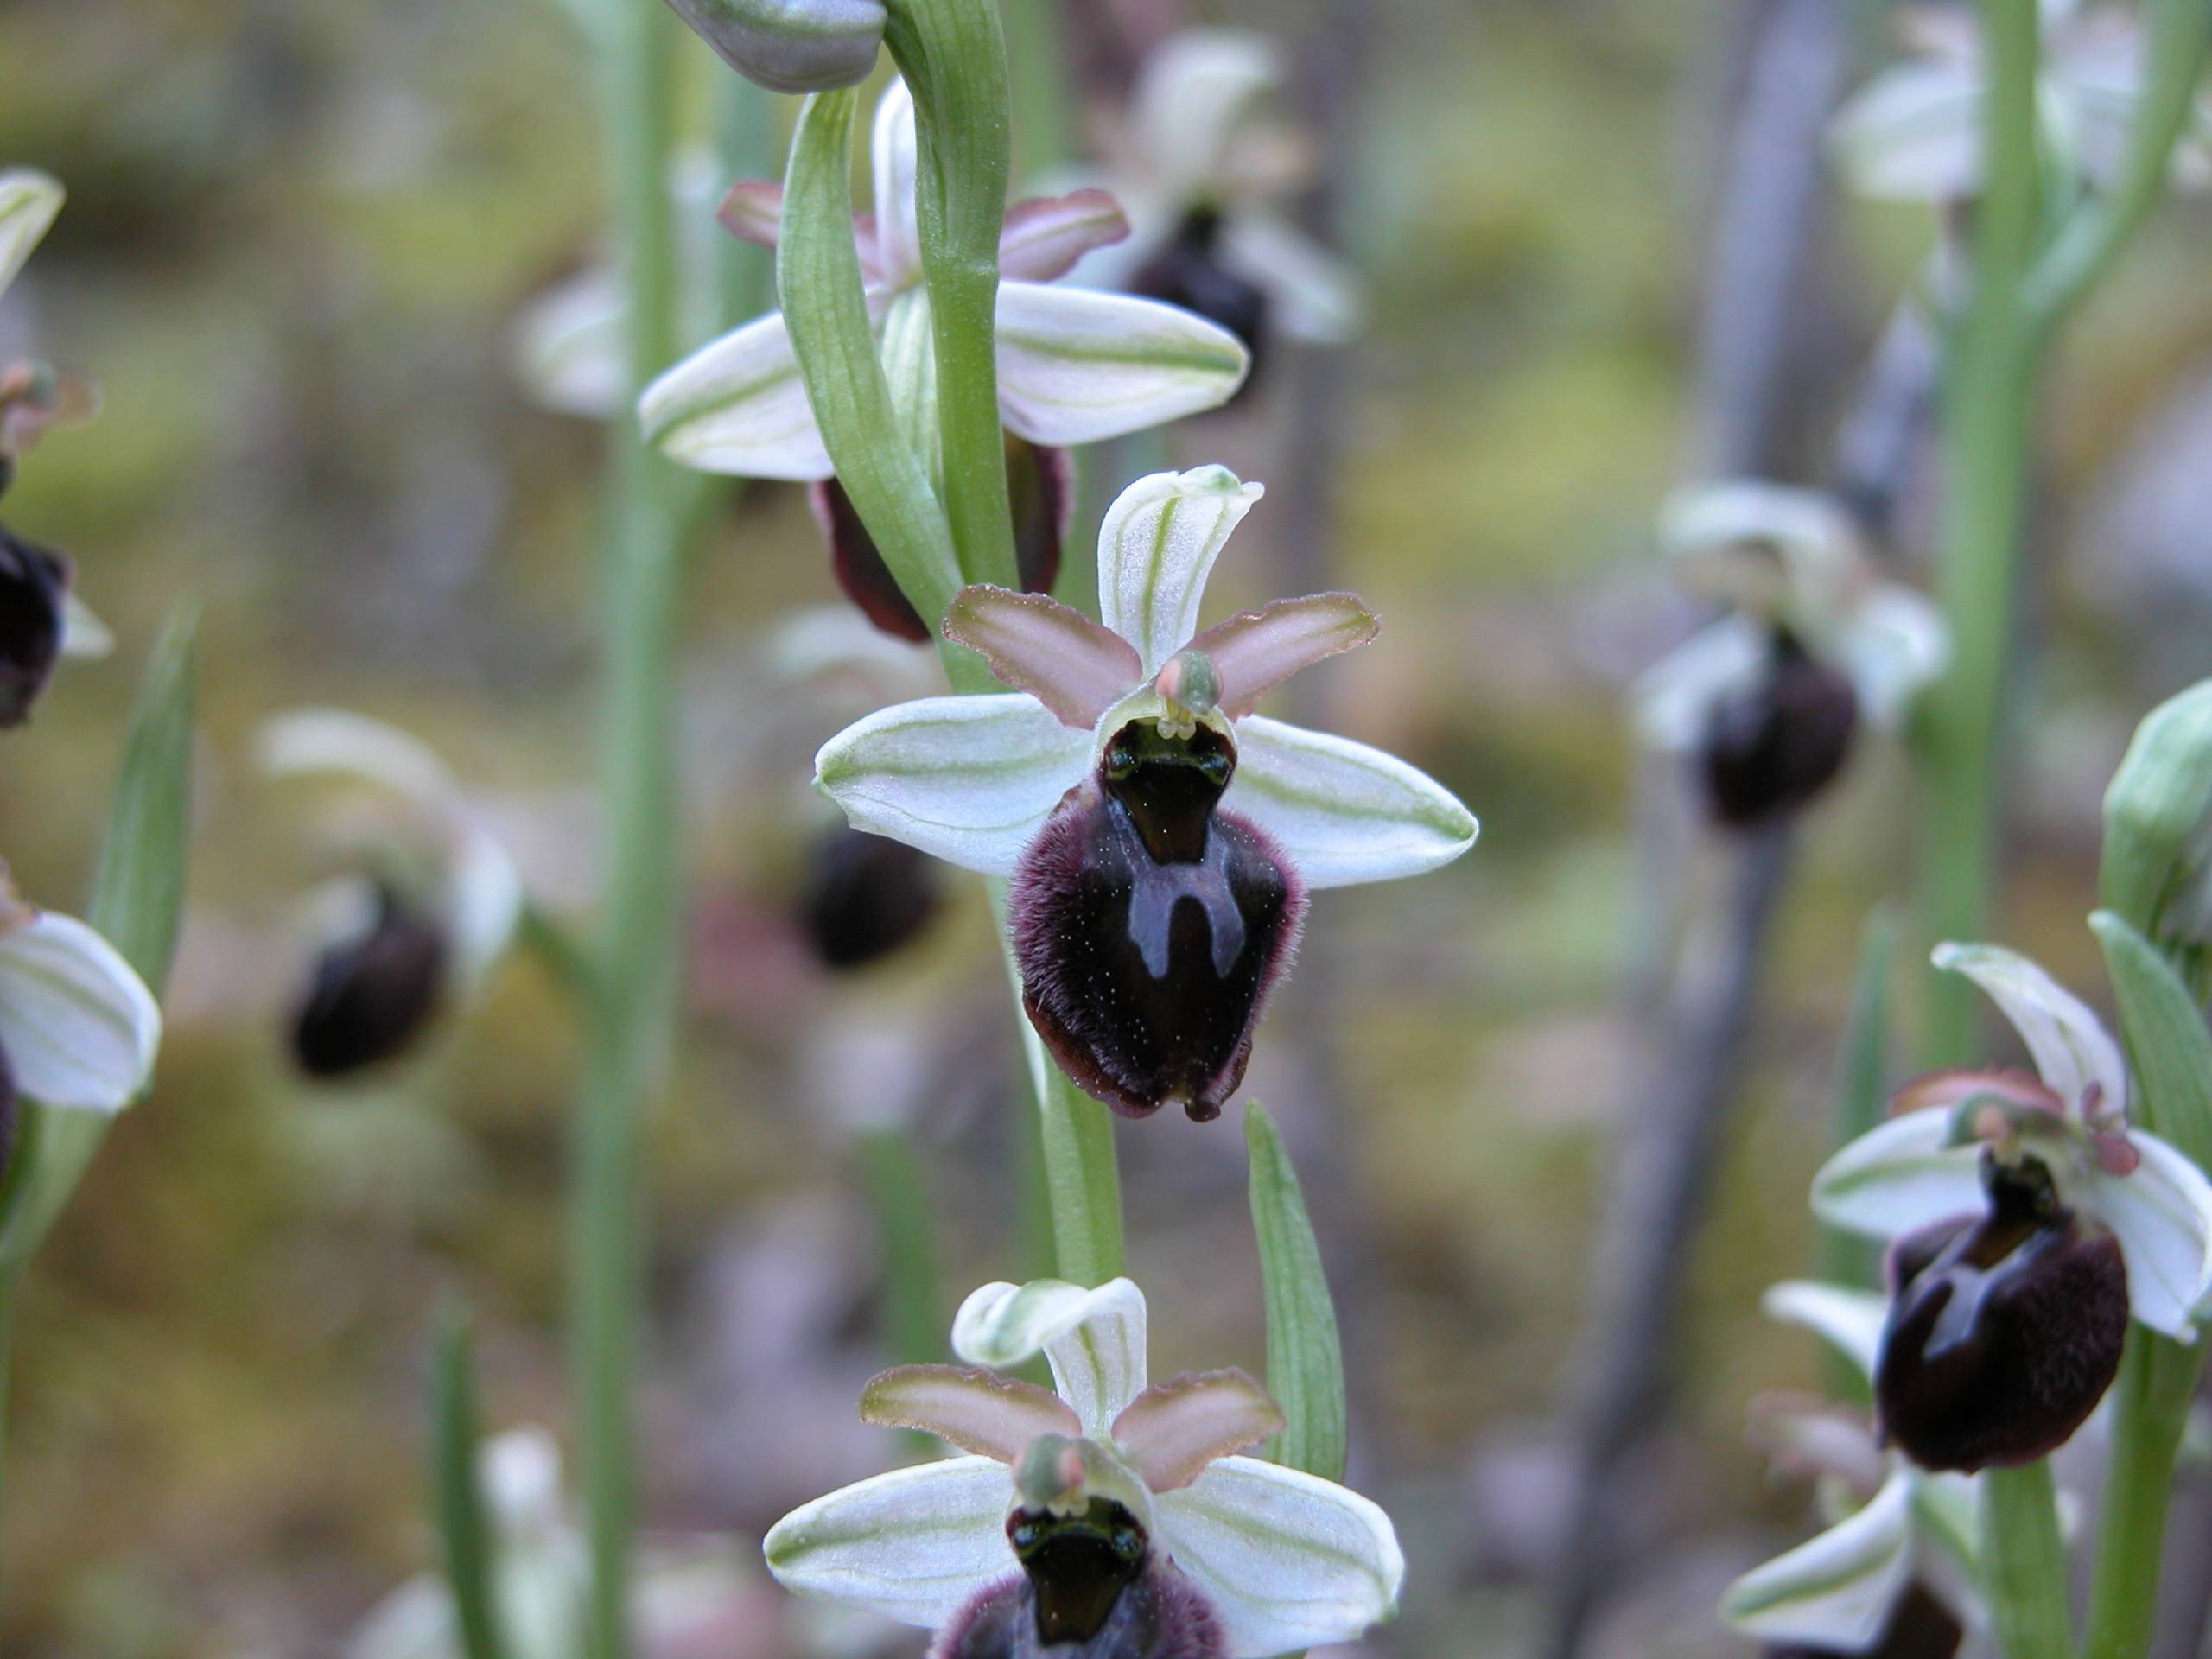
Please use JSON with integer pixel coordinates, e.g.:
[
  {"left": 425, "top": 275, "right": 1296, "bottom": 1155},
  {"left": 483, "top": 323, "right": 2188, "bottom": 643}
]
[
  {"left": 817, "top": 436, "right": 1071, "bottom": 642},
  {"left": 1011, "top": 721, "right": 1305, "bottom": 1122},
  {"left": 799, "top": 823, "right": 942, "bottom": 969},
  {"left": 1129, "top": 208, "right": 1268, "bottom": 397},
  {"left": 290, "top": 885, "right": 451, "bottom": 1078},
  {"left": 934, "top": 1500, "right": 1224, "bottom": 1659},
  {"left": 1763, "top": 1583, "right": 1962, "bottom": 1659},
  {"left": 1698, "top": 629, "right": 1859, "bottom": 828},
  {"left": 1874, "top": 1155, "right": 2128, "bottom": 1473},
  {"left": 0, "top": 527, "right": 71, "bottom": 728}
]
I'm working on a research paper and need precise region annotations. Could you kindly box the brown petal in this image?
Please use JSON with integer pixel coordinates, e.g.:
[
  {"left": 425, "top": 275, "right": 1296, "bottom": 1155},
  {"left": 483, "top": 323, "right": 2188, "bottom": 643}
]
[
  {"left": 860, "top": 1363, "right": 1081, "bottom": 1461},
  {"left": 1109, "top": 1369, "right": 1285, "bottom": 1491},
  {"left": 1891, "top": 1067, "right": 2065, "bottom": 1120},
  {"left": 1185, "top": 592, "right": 1378, "bottom": 719},
  {"left": 812, "top": 476, "right": 931, "bottom": 641},
  {"left": 999, "top": 190, "right": 1131, "bottom": 283},
  {"left": 944, "top": 585, "right": 1141, "bottom": 729}
]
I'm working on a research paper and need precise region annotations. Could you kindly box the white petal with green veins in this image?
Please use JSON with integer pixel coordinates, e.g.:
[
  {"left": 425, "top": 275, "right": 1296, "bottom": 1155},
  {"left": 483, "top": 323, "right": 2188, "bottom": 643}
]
[
  {"left": 1812, "top": 1109, "right": 1982, "bottom": 1238},
  {"left": 1152, "top": 1454, "right": 1404, "bottom": 1659},
  {"left": 1224, "top": 715, "right": 1477, "bottom": 889},
  {"left": 1764, "top": 1281, "right": 1888, "bottom": 1382},
  {"left": 2077, "top": 1129, "right": 2212, "bottom": 1339},
  {"left": 870, "top": 78, "right": 922, "bottom": 289},
  {"left": 952, "top": 1277, "right": 1150, "bottom": 1438},
  {"left": 1722, "top": 1470, "right": 1914, "bottom": 1649},
  {"left": 1095, "top": 467, "right": 1262, "bottom": 676},
  {"left": 0, "top": 169, "right": 62, "bottom": 302},
  {"left": 813, "top": 694, "right": 1090, "bottom": 877},
  {"left": 763, "top": 1456, "right": 1012, "bottom": 1630},
  {"left": 638, "top": 308, "right": 839, "bottom": 481},
  {"left": 0, "top": 912, "right": 161, "bottom": 1112},
  {"left": 1932, "top": 943, "right": 2128, "bottom": 1116},
  {"left": 995, "top": 285, "right": 1250, "bottom": 451}
]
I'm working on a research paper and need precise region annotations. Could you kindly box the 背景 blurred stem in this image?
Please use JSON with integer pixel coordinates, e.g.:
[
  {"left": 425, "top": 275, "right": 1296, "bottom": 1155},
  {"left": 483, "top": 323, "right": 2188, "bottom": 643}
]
[
  {"left": 1913, "top": 0, "right": 2043, "bottom": 1065},
  {"left": 882, "top": 0, "right": 1019, "bottom": 590},
  {"left": 1001, "top": 0, "right": 1072, "bottom": 179},
  {"left": 2083, "top": 1331, "right": 2203, "bottom": 1659},
  {"left": 1984, "top": 1460, "right": 2077, "bottom": 1659},
  {"left": 575, "top": 5, "right": 698, "bottom": 1656}
]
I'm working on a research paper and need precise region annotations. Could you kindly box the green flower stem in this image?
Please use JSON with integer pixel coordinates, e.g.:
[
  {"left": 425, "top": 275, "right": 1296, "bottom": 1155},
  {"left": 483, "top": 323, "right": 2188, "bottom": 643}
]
[
  {"left": 855, "top": 1127, "right": 946, "bottom": 1367},
  {"left": 1984, "top": 1461, "right": 2077, "bottom": 1659},
  {"left": 2084, "top": 1330, "right": 2206, "bottom": 1659},
  {"left": 575, "top": 7, "right": 693, "bottom": 1658},
  {"left": 1913, "top": 0, "right": 2044, "bottom": 1066},
  {"left": 433, "top": 1304, "right": 510, "bottom": 1659},
  {"left": 992, "top": 887, "right": 1126, "bottom": 1287},
  {"left": 883, "top": 0, "right": 1019, "bottom": 591}
]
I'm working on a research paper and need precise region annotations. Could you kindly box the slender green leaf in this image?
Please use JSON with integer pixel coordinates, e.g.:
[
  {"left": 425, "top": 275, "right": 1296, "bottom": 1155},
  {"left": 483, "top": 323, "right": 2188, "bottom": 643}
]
[
  {"left": 778, "top": 87, "right": 961, "bottom": 631},
  {"left": 2101, "top": 678, "right": 2212, "bottom": 941},
  {"left": 434, "top": 1302, "right": 511, "bottom": 1659},
  {"left": 2092, "top": 908, "right": 2212, "bottom": 1171},
  {"left": 0, "top": 611, "right": 196, "bottom": 1268},
  {"left": 1244, "top": 1103, "right": 1346, "bottom": 1482}
]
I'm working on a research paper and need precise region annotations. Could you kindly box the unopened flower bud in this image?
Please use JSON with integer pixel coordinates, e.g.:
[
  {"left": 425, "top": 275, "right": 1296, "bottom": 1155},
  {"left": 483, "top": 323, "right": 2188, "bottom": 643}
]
[
  {"left": 1874, "top": 1155, "right": 2128, "bottom": 1472},
  {"left": 1130, "top": 210, "right": 1268, "bottom": 398},
  {"left": 290, "top": 884, "right": 450, "bottom": 1078},
  {"left": 1011, "top": 720, "right": 1304, "bottom": 1122},
  {"left": 818, "top": 437, "right": 1070, "bottom": 642},
  {"left": 937, "top": 1500, "right": 1223, "bottom": 1659},
  {"left": 662, "top": 0, "right": 886, "bottom": 95},
  {"left": 0, "top": 527, "right": 70, "bottom": 728},
  {"left": 1698, "top": 629, "right": 1859, "bottom": 827},
  {"left": 2101, "top": 677, "right": 2212, "bottom": 942},
  {"left": 799, "top": 823, "right": 941, "bottom": 969}
]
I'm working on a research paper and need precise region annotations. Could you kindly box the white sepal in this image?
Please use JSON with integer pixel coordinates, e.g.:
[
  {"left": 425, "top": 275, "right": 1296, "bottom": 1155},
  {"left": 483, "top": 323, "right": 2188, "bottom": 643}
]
[
  {"left": 1812, "top": 1109, "right": 1982, "bottom": 1240},
  {"left": 512, "top": 266, "right": 626, "bottom": 420},
  {"left": 1763, "top": 1281, "right": 1888, "bottom": 1382},
  {"left": 1096, "top": 467, "right": 1265, "bottom": 677},
  {"left": 1721, "top": 1470, "right": 1915, "bottom": 1649},
  {"left": 1631, "top": 615, "right": 1767, "bottom": 753},
  {"left": 60, "top": 590, "right": 115, "bottom": 659},
  {"left": 1836, "top": 585, "right": 1949, "bottom": 733},
  {"left": 2075, "top": 1129, "right": 2212, "bottom": 1340},
  {"left": 1224, "top": 715, "right": 1478, "bottom": 889},
  {"left": 448, "top": 829, "right": 526, "bottom": 988},
  {"left": 259, "top": 707, "right": 463, "bottom": 811},
  {"left": 1931, "top": 942, "right": 2128, "bottom": 1117},
  {"left": 1151, "top": 1454, "right": 1404, "bottom": 1659},
  {"left": 951, "top": 1277, "right": 1150, "bottom": 1439},
  {"left": 1217, "top": 212, "right": 1365, "bottom": 344},
  {"left": 1829, "top": 59, "right": 1986, "bottom": 200},
  {"left": 872, "top": 79, "right": 923, "bottom": 289},
  {"left": 0, "top": 911, "right": 162, "bottom": 1112},
  {"left": 0, "top": 168, "right": 62, "bottom": 302},
  {"left": 762, "top": 1457, "right": 1013, "bottom": 1630},
  {"left": 1129, "top": 31, "right": 1282, "bottom": 198},
  {"left": 812, "top": 694, "right": 1090, "bottom": 878},
  {"left": 637, "top": 308, "right": 841, "bottom": 481},
  {"left": 994, "top": 283, "right": 1249, "bottom": 450}
]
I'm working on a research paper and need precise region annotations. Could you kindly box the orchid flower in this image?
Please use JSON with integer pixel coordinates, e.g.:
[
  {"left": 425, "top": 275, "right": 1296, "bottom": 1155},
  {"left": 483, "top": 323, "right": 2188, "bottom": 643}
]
[
  {"left": 1633, "top": 480, "right": 1948, "bottom": 826},
  {"left": 813, "top": 465, "right": 1477, "bottom": 1120},
  {"left": 1831, "top": 0, "right": 2212, "bottom": 202},
  {"left": 639, "top": 80, "right": 1249, "bottom": 638},
  {"left": 260, "top": 710, "right": 526, "bottom": 1077},
  {"left": 0, "top": 170, "right": 113, "bottom": 702},
  {"left": 765, "top": 1277, "right": 1404, "bottom": 1658},
  {"left": 1722, "top": 1282, "right": 1984, "bottom": 1653},
  {"left": 348, "top": 1427, "right": 755, "bottom": 1659},
  {"left": 1815, "top": 943, "right": 2212, "bottom": 1343},
  {"left": 0, "top": 870, "right": 162, "bottom": 1158},
  {"left": 1067, "top": 30, "right": 1365, "bottom": 359}
]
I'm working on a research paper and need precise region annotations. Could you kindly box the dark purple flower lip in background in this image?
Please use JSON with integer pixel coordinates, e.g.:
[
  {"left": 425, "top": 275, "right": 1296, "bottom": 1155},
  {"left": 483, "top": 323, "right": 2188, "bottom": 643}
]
[
  {"left": 0, "top": 527, "right": 72, "bottom": 728},
  {"left": 291, "top": 881, "right": 452, "bottom": 1079}
]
